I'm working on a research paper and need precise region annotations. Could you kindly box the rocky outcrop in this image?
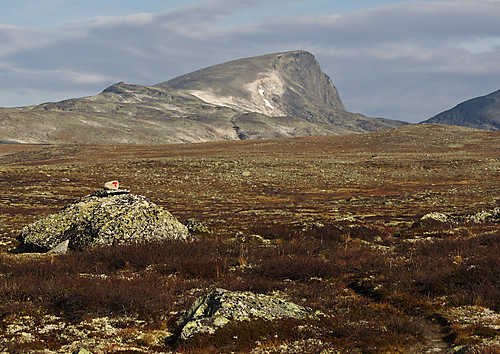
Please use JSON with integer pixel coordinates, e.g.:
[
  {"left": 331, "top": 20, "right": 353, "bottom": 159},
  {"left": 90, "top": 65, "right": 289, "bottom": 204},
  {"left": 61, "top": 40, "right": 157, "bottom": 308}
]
[
  {"left": 420, "top": 208, "right": 500, "bottom": 224},
  {"left": 468, "top": 208, "right": 500, "bottom": 223},
  {"left": 170, "top": 288, "right": 308, "bottom": 342},
  {"left": 15, "top": 191, "right": 191, "bottom": 253},
  {"left": 421, "top": 212, "right": 457, "bottom": 223}
]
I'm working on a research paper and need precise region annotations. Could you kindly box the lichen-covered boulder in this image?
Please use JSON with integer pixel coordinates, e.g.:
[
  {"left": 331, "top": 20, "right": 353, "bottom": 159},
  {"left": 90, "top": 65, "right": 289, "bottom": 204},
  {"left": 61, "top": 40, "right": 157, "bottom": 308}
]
[
  {"left": 172, "top": 288, "right": 308, "bottom": 342},
  {"left": 468, "top": 208, "right": 500, "bottom": 223},
  {"left": 185, "top": 218, "right": 211, "bottom": 234},
  {"left": 421, "top": 212, "right": 455, "bottom": 223},
  {"left": 16, "top": 192, "right": 191, "bottom": 252}
]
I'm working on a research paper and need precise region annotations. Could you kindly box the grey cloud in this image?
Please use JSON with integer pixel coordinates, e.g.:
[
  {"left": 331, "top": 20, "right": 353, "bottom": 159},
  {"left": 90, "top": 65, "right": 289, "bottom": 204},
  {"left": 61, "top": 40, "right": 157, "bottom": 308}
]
[{"left": 0, "top": 0, "right": 499, "bottom": 122}]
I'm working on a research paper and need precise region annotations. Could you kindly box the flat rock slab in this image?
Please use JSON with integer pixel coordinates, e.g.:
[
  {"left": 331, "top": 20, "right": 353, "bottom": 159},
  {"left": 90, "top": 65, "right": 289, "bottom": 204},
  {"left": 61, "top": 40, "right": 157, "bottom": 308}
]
[
  {"left": 173, "top": 288, "right": 308, "bottom": 341},
  {"left": 92, "top": 189, "right": 130, "bottom": 197},
  {"left": 16, "top": 193, "right": 191, "bottom": 252}
]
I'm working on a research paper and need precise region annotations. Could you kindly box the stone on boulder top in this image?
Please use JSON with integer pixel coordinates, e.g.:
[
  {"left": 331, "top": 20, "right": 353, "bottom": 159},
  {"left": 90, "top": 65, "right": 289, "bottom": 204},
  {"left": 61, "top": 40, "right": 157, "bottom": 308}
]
[
  {"left": 14, "top": 193, "right": 191, "bottom": 253},
  {"left": 92, "top": 189, "right": 130, "bottom": 197},
  {"left": 104, "top": 180, "right": 119, "bottom": 190},
  {"left": 93, "top": 180, "right": 129, "bottom": 197},
  {"left": 171, "top": 288, "right": 308, "bottom": 342}
]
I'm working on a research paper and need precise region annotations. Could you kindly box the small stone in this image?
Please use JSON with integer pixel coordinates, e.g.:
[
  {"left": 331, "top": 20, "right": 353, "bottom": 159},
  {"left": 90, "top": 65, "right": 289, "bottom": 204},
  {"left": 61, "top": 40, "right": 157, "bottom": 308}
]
[
  {"left": 72, "top": 349, "right": 93, "bottom": 354},
  {"left": 93, "top": 189, "right": 130, "bottom": 197},
  {"left": 104, "top": 180, "right": 119, "bottom": 190},
  {"left": 185, "top": 218, "right": 211, "bottom": 233},
  {"left": 47, "top": 239, "right": 69, "bottom": 254}
]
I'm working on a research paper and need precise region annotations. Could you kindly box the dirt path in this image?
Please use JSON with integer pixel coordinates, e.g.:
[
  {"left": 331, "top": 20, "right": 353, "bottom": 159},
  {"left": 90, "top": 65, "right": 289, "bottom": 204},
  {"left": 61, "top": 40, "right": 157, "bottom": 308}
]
[
  {"left": 408, "top": 318, "right": 451, "bottom": 353},
  {"left": 348, "top": 280, "right": 452, "bottom": 353}
]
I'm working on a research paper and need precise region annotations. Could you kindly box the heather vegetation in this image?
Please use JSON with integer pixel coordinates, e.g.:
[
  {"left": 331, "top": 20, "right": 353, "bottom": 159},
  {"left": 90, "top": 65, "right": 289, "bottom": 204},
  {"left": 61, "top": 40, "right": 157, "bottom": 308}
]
[
  {"left": 1, "top": 222, "right": 499, "bottom": 352},
  {"left": 0, "top": 124, "right": 499, "bottom": 352}
]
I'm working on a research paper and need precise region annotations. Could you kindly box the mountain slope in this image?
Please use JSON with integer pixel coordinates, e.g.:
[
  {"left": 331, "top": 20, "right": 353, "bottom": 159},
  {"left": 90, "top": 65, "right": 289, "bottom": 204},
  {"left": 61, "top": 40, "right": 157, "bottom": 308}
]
[
  {"left": 0, "top": 50, "right": 406, "bottom": 144},
  {"left": 422, "top": 89, "right": 500, "bottom": 130},
  {"left": 157, "top": 51, "right": 345, "bottom": 120}
]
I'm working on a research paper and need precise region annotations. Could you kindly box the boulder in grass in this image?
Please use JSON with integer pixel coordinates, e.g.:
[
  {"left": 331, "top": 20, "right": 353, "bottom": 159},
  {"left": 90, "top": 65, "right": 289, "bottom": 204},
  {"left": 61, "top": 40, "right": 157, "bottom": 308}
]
[
  {"left": 468, "top": 208, "right": 500, "bottom": 223},
  {"left": 14, "top": 193, "right": 191, "bottom": 253},
  {"left": 421, "top": 212, "right": 454, "bottom": 223},
  {"left": 169, "top": 288, "right": 308, "bottom": 342},
  {"left": 185, "top": 218, "right": 211, "bottom": 234}
]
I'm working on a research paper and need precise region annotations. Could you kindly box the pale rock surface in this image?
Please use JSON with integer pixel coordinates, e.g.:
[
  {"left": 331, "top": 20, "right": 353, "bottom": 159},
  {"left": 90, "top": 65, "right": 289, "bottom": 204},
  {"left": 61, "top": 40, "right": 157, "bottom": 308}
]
[
  {"left": 47, "top": 239, "right": 69, "bottom": 254},
  {"left": 104, "top": 180, "right": 119, "bottom": 190},
  {"left": 468, "top": 207, "right": 500, "bottom": 223},
  {"left": 15, "top": 193, "right": 191, "bottom": 252},
  {"left": 172, "top": 288, "right": 308, "bottom": 342},
  {"left": 185, "top": 218, "right": 211, "bottom": 234},
  {"left": 421, "top": 212, "right": 455, "bottom": 223}
]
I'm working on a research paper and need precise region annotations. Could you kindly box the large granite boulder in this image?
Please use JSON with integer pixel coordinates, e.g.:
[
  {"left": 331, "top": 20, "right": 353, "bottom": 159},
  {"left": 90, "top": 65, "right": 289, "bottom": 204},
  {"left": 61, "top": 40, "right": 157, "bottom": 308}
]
[
  {"left": 15, "top": 191, "right": 191, "bottom": 252},
  {"left": 171, "top": 288, "right": 308, "bottom": 342}
]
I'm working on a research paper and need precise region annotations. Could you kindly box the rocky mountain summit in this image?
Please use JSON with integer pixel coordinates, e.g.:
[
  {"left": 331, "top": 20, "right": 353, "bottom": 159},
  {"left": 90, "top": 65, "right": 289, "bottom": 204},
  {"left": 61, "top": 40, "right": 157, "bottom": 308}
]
[
  {"left": 422, "top": 89, "right": 500, "bottom": 130},
  {"left": 0, "top": 51, "right": 406, "bottom": 144},
  {"left": 13, "top": 185, "right": 191, "bottom": 253},
  {"left": 157, "top": 50, "right": 345, "bottom": 120}
]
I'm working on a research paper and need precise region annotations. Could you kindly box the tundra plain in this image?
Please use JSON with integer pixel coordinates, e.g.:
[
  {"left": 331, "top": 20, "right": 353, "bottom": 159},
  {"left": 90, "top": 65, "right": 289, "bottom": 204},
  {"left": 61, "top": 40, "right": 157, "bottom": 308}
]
[{"left": 0, "top": 124, "right": 499, "bottom": 353}]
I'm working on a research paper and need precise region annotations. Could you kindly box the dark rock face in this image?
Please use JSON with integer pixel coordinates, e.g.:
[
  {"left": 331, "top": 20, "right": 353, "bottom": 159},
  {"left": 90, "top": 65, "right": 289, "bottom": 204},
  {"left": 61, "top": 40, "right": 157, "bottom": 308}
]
[
  {"left": 423, "top": 89, "right": 500, "bottom": 130},
  {"left": 276, "top": 50, "right": 345, "bottom": 118},
  {"left": 170, "top": 288, "right": 308, "bottom": 342},
  {"left": 16, "top": 193, "right": 191, "bottom": 252}
]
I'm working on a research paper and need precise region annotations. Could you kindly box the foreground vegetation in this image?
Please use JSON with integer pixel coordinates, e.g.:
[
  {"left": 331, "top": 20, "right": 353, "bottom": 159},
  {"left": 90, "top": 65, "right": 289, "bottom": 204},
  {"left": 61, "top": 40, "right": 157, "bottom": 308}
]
[
  {"left": 0, "top": 124, "right": 499, "bottom": 352},
  {"left": 1, "top": 221, "right": 499, "bottom": 352}
]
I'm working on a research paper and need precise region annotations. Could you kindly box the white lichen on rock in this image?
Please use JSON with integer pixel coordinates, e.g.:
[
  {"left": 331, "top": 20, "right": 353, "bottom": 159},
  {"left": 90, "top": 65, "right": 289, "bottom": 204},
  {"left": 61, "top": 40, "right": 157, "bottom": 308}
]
[
  {"left": 16, "top": 193, "right": 191, "bottom": 252},
  {"left": 174, "top": 288, "right": 308, "bottom": 341},
  {"left": 421, "top": 212, "right": 455, "bottom": 223}
]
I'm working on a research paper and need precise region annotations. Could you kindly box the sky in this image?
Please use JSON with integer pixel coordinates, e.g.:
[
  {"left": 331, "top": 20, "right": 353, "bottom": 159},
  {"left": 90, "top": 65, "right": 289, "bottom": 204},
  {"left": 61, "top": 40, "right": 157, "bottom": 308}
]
[{"left": 0, "top": 0, "right": 499, "bottom": 123}]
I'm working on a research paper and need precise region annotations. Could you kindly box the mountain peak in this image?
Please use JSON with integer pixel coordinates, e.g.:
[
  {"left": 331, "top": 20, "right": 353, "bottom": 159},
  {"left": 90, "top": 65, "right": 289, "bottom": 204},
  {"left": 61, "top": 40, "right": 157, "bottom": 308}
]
[
  {"left": 422, "top": 89, "right": 500, "bottom": 130},
  {"left": 0, "top": 51, "right": 406, "bottom": 144},
  {"left": 156, "top": 50, "right": 344, "bottom": 120}
]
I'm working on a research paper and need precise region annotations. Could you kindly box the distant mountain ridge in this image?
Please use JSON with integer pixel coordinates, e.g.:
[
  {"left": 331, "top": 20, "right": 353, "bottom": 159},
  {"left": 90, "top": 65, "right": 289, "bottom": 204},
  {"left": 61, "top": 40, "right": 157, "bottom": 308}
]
[
  {"left": 0, "top": 50, "right": 407, "bottom": 144},
  {"left": 422, "top": 89, "right": 500, "bottom": 130}
]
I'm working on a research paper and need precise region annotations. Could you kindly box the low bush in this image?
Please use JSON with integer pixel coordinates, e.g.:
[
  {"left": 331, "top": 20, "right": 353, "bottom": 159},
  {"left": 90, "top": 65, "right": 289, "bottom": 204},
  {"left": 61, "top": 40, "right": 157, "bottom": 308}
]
[
  {"left": 176, "top": 317, "right": 304, "bottom": 352},
  {"left": 391, "top": 231, "right": 500, "bottom": 310}
]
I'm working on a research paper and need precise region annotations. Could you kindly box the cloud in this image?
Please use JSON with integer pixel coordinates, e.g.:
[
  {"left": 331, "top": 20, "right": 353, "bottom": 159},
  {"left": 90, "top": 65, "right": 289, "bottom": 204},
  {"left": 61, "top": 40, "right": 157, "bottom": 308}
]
[{"left": 0, "top": 0, "right": 499, "bottom": 122}]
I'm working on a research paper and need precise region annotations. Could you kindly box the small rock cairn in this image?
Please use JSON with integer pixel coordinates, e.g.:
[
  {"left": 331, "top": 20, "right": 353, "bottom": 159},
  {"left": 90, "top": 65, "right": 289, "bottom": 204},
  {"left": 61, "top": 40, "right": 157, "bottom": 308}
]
[{"left": 93, "top": 180, "right": 130, "bottom": 197}]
